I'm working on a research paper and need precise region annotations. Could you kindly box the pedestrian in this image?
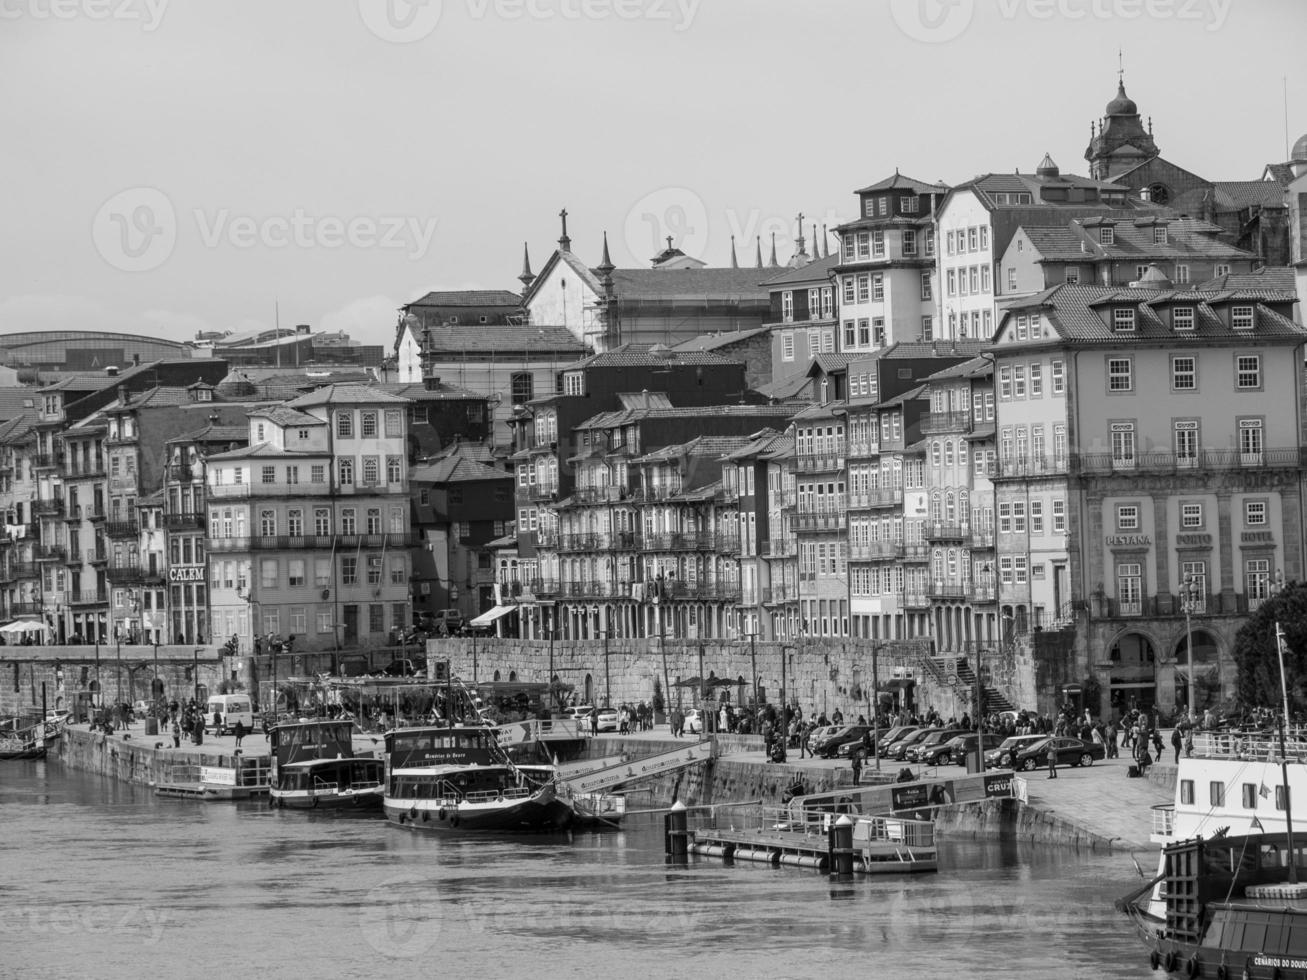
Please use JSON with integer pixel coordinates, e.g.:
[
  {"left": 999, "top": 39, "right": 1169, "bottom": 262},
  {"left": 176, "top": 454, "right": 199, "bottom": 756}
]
[
  {"left": 1171, "top": 726, "right": 1182, "bottom": 764},
  {"left": 1105, "top": 720, "right": 1118, "bottom": 759},
  {"left": 171, "top": 719, "right": 181, "bottom": 749},
  {"left": 851, "top": 750, "right": 862, "bottom": 786},
  {"left": 1183, "top": 727, "right": 1194, "bottom": 759},
  {"left": 233, "top": 720, "right": 245, "bottom": 747},
  {"left": 1046, "top": 739, "right": 1058, "bottom": 779}
]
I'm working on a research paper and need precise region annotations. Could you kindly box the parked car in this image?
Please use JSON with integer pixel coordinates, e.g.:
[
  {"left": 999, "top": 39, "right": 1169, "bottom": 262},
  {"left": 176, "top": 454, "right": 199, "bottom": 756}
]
[
  {"left": 805, "top": 725, "right": 841, "bottom": 755},
  {"left": 826, "top": 726, "right": 875, "bottom": 758},
  {"left": 985, "top": 734, "right": 1047, "bottom": 769},
  {"left": 432, "top": 609, "right": 464, "bottom": 634},
  {"left": 948, "top": 733, "right": 1007, "bottom": 765},
  {"left": 381, "top": 658, "right": 426, "bottom": 678},
  {"left": 812, "top": 725, "right": 869, "bottom": 759},
  {"left": 877, "top": 726, "right": 921, "bottom": 758},
  {"left": 594, "top": 708, "right": 620, "bottom": 732},
  {"left": 564, "top": 705, "right": 596, "bottom": 723},
  {"left": 1011, "top": 736, "right": 1105, "bottom": 772},
  {"left": 887, "top": 728, "right": 934, "bottom": 761},
  {"left": 682, "top": 709, "right": 703, "bottom": 734},
  {"left": 906, "top": 728, "right": 969, "bottom": 765}
]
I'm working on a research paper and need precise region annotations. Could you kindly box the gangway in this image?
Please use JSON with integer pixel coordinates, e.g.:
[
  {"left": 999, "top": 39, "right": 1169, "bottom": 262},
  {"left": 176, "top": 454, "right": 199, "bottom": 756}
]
[
  {"left": 561, "top": 740, "right": 715, "bottom": 795},
  {"left": 494, "top": 718, "right": 587, "bottom": 746}
]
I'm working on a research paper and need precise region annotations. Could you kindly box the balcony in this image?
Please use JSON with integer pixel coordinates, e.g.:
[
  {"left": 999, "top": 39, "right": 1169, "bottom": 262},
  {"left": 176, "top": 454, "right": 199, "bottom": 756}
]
[
  {"left": 847, "top": 488, "right": 903, "bottom": 509},
  {"left": 762, "top": 538, "right": 797, "bottom": 558},
  {"left": 35, "top": 545, "right": 66, "bottom": 562},
  {"left": 1072, "top": 447, "right": 1301, "bottom": 476},
  {"left": 165, "top": 463, "right": 194, "bottom": 483},
  {"left": 793, "top": 507, "right": 847, "bottom": 532},
  {"left": 849, "top": 541, "right": 901, "bottom": 561},
  {"left": 85, "top": 550, "right": 109, "bottom": 566},
  {"left": 903, "top": 592, "right": 930, "bottom": 609},
  {"left": 921, "top": 411, "right": 975, "bottom": 435},
  {"left": 995, "top": 456, "right": 1069, "bottom": 479},
  {"left": 561, "top": 580, "right": 621, "bottom": 598},
  {"left": 206, "top": 533, "right": 416, "bottom": 553},
  {"left": 31, "top": 454, "right": 60, "bottom": 470},
  {"left": 164, "top": 512, "right": 206, "bottom": 530},
  {"left": 763, "top": 586, "right": 797, "bottom": 604},
  {"left": 529, "top": 578, "right": 558, "bottom": 596},
  {"left": 716, "top": 533, "right": 741, "bottom": 553},
  {"left": 795, "top": 453, "right": 845, "bottom": 474},
  {"left": 7, "top": 602, "right": 42, "bottom": 616},
  {"left": 927, "top": 582, "right": 970, "bottom": 599},
  {"left": 902, "top": 542, "right": 931, "bottom": 563},
  {"left": 32, "top": 499, "right": 65, "bottom": 517},
  {"left": 925, "top": 523, "right": 970, "bottom": 542},
  {"left": 568, "top": 486, "right": 624, "bottom": 505},
  {"left": 847, "top": 441, "right": 879, "bottom": 459},
  {"left": 0, "top": 562, "right": 38, "bottom": 582},
  {"left": 556, "top": 532, "right": 604, "bottom": 553},
  {"left": 65, "top": 462, "right": 106, "bottom": 480},
  {"left": 68, "top": 590, "right": 108, "bottom": 606},
  {"left": 529, "top": 483, "right": 561, "bottom": 503},
  {"left": 106, "top": 562, "right": 147, "bottom": 585},
  {"left": 972, "top": 584, "right": 998, "bottom": 603},
  {"left": 659, "top": 581, "right": 742, "bottom": 602},
  {"left": 105, "top": 521, "right": 139, "bottom": 539},
  {"left": 206, "top": 482, "right": 337, "bottom": 499}
]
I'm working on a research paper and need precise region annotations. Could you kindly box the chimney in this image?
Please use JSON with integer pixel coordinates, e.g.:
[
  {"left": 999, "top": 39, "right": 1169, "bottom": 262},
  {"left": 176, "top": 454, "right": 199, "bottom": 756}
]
[
  {"left": 117, "top": 385, "right": 128, "bottom": 405},
  {"left": 296, "top": 323, "right": 311, "bottom": 335}
]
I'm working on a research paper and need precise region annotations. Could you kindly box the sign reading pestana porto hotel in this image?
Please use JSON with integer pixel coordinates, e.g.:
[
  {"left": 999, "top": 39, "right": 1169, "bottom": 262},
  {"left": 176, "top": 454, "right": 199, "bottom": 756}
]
[
  {"left": 1106, "top": 534, "right": 1150, "bottom": 547},
  {"left": 168, "top": 566, "right": 205, "bottom": 583}
]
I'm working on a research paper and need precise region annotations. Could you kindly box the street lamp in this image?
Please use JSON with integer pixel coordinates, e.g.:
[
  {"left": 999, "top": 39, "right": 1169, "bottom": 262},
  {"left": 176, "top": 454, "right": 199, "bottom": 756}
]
[{"left": 1179, "top": 572, "right": 1203, "bottom": 724}]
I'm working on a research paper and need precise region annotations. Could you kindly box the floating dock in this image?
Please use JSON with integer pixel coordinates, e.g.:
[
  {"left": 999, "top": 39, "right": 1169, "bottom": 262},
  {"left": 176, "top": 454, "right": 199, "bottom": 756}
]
[{"left": 154, "top": 761, "right": 270, "bottom": 801}]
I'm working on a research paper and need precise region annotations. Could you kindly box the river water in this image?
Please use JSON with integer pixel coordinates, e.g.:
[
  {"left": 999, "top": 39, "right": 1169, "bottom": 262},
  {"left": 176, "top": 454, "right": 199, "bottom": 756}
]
[{"left": 2, "top": 760, "right": 1155, "bottom": 980}]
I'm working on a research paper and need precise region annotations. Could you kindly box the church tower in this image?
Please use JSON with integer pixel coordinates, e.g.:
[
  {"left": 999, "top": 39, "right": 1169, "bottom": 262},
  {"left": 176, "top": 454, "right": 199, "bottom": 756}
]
[{"left": 1084, "top": 78, "right": 1159, "bottom": 182}]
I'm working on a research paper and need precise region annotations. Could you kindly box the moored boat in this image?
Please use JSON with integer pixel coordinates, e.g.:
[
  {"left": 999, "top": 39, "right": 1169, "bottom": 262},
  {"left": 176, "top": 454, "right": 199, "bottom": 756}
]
[{"left": 270, "top": 720, "right": 384, "bottom": 812}]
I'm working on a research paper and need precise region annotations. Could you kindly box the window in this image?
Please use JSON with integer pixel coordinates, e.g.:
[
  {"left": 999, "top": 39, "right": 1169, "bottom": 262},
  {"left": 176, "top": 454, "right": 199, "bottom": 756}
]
[
  {"left": 1248, "top": 558, "right": 1271, "bottom": 604},
  {"left": 314, "top": 508, "right": 331, "bottom": 535},
  {"left": 360, "top": 411, "right": 377, "bottom": 438},
  {"left": 1215, "top": 264, "right": 1231, "bottom": 278},
  {"left": 1052, "top": 498, "right": 1065, "bottom": 533},
  {"left": 1232, "top": 306, "right": 1254, "bottom": 331},
  {"left": 781, "top": 333, "right": 794, "bottom": 361},
  {"left": 1111, "top": 423, "right": 1136, "bottom": 469},
  {"left": 338, "top": 458, "right": 354, "bottom": 486},
  {"left": 385, "top": 409, "right": 402, "bottom": 437},
  {"left": 858, "top": 319, "right": 870, "bottom": 346},
  {"left": 871, "top": 274, "right": 884, "bottom": 302},
  {"left": 1051, "top": 360, "right": 1064, "bottom": 395},
  {"left": 998, "top": 502, "right": 1011, "bottom": 534},
  {"left": 903, "top": 229, "right": 917, "bottom": 255},
  {"left": 781, "top": 291, "right": 794, "bottom": 322},
  {"left": 921, "top": 315, "right": 933, "bottom": 340},
  {"left": 1117, "top": 562, "right": 1142, "bottom": 614},
  {"left": 391, "top": 557, "right": 405, "bottom": 585},
  {"left": 261, "top": 558, "right": 277, "bottom": 588},
  {"left": 369, "top": 604, "right": 384, "bottom": 634},
  {"left": 1179, "top": 780, "right": 1194, "bottom": 805},
  {"left": 389, "top": 507, "right": 404, "bottom": 533},
  {"left": 341, "top": 556, "right": 358, "bottom": 586},
  {"left": 1029, "top": 363, "right": 1042, "bottom": 397},
  {"left": 366, "top": 508, "right": 381, "bottom": 534},
  {"left": 1209, "top": 782, "right": 1225, "bottom": 808},
  {"left": 1117, "top": 505, "right": 1139, "bottom": 530},
  {"left": 1171, "top": 356, "right": 1196, "bottom": 391},
  {"left": 857, "top": 275, "right": 870, "bottom": 303},
  {"left": 510, "top": 372, "right": 534, "bottom": 405},
  {"left": 317, "top": 610, "right": 333, "bottom": 634},
  {"left": 286, "top": 465, "right": 299, "bottom": 485},
  {"left": 1013, "top": 365, "right": 1026, "bottom": 398},
  {"left": 1245, "top": 500, "right": 1267, "bottom": 526},
  {"left": 1236, "top": 354, "right": 1261, "bottom": 389},
  {"left": 1112, "top": 308, "right": 1136, "bottom": 332},
  {"left": 311, "top": 465, "right": 325, "bottom": 484},
  {"left": 367, "top": 554, "right": 382, "bottom": 585},
  {"left": 843, "top": 277, "right": 855, "bottom": 304},
  {"left": 1153, "top": 226, "right": 1168, "bottom": 246},
  {"left": 387, "top": 456, "right": 402, "bottom": 484},
  {"left": 1065, "top": 268, "right": 1079, "bottom": 285},
  {"left": 288, "top": 559, "right": 306, "bottom": 587},
  {"left": 1240, "top": 418, "right": 1264, "bottom": 460},
  {"left": 362, "top": 457, "right": 379, "bottom": 485},
  {"left": 920, "top": 272, "right": 931, "bottom": 300},
  {"left": 341, "top": 508, "right": 356, "bottom": 534},
  {"left": 1181, "top": 503, "right": 1203, "bottom": 528},
  {"left": 1173, "top": 307, "right": 1195, "bottom": 331},
  {"left": 1175, "top": 264, "right": 1190, "bottom": 284},
  {"left": 336, "top": 412, "right": 353, "bottom": 438},
  {"left": 1030, "top": 501, "right": 1044, "bottom": 533},
  {"left": 999, "top": 366, "right": 1012, "bottom": 400},
  {"left": 1107, "top": 358, "right": 1132, "bottom": 392},
  {"left": 1175, "top": 421, "right": 1198, "bottom": 466},
  {"left": 314, "top": 558, "right": 330, "bottom": 587},
  {"left": 1099, "top": 227, "right": 1115, "bottom": 245},
  {"left": 261, "top": 465, "right": 276, "bottom": 484},
  {"left": 1007, "top": 268, "right": 1016, "bottom": 291},
  {"left": 872, "top": 230, "right": 885, "bottom": 256},
  {"left": 260, "top": 509, "right": 276, "bottom": 536}
]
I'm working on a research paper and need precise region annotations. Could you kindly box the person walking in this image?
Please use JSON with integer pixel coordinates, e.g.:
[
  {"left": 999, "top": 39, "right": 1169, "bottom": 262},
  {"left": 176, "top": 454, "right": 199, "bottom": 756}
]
[
  {"left": 1171, "top": 726, "right": 1182, "bottom": 764},
  {"left": 1046, "top": 739, "right": 1058, "bottom": 779},
  {"left": 851, "top": 749, "right": 863, "bottom": 786},
  {"left": 233, "top": 720, "right": 245, "bottom": 748},
  {"left": 171, "top": 718, "right": 181, "bottom": 749}
]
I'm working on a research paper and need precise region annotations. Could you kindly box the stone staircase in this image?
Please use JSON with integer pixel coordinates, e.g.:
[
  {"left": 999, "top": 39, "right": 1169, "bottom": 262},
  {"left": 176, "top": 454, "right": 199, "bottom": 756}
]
[{"left": 947, "top": 657, "right": 1016, "bottom": 715}]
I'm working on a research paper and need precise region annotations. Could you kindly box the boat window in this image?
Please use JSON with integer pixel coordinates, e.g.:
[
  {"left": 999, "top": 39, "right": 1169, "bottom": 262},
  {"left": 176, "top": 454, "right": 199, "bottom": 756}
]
[
  {"left": 1209, "top": 782, "right": 1225, "bottom": 807},
  {"left": 1277, "top": 785, "right": 1288, "bottom": 811},
  {"left": 1180, "top": 780, "right": 1194, "bottom": 805},
  {"left": 1242, "top": 783, "right": 1258, "bottom": 809}
]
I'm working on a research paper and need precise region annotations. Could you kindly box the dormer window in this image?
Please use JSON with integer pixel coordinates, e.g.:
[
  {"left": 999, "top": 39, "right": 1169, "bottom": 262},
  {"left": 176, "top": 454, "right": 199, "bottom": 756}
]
[
  {"left": 1099, "top": 227, "right": 1115, "bottom": 245},
  {"left": 1112, "top": 308, "right": 1136, "bottom": 332},
  {"left": 1173, "top": 307, "right": 1195, "bottom": 331},
  {"left": 196, "top": 388, "right": 212, "bottom": 402},
  {"left": 1153, "top": 226, "right": 1168, "bottom": 245},
  {"left": 1232, "top": 306, "right": 1255, "bottom": 331}
]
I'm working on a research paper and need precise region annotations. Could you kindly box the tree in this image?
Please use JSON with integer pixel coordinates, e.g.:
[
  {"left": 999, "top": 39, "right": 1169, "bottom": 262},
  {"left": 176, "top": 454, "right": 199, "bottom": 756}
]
[{"left": 1232, "top": 580, "right": 1307, "bottom": 715}]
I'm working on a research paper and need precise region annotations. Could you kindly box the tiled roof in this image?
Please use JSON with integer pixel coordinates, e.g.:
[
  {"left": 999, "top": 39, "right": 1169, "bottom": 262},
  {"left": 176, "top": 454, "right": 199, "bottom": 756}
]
[
  {"left": 38, "top": 375, "right": 115, "bottom": 394},
  {"left": 204, "top": 443, "right": 324, "bottom": 461},
  {"left": 1019, "top": 218, "right": 1253, "bottom": 263},
  {"left": 411, "top": 457, "right": 509, "bottom": 484},
  {"left": 0, "top": 414, "right": 34, "bottom": 444},
  {"left": 758, "top": 254, "right": 840, "bottom": 287},
  {"left": 631, "top": 435, "right": 751, "bottom": 464},
  {"left": 405, "top": 289, "right": 522, "bottom": 308},
  {"left": 419, "top": 324, "right": 588, "bottom": 355},
  {"left": 616, "top": 391, "right": 673, "bottom": 411},
  {"left": 880, "top": 384, "right": 926, "bottom": 408},
  {"left": 1265, "top": 163, "right": 1294, "bottom": 185},
  {"left": 810, "top": 353, "right": 861, "bottom": 373},
  {"left": 1210, "top": 180, "right": 1287, "bottom": 209},
  {"left": 920, "top": 355, "right": 994, "bottom": 383},
  {"left": 106, "top": 386, "right": 197, "bottom": 411},
  {"left": 0, "top": 388, "right": 40, "bottom": 420},
  {"left": 248, "top": 405, "right": 324, "bottom": 427},
  {"left": 165, "top": 423, "right": 248, "bottom": 446},
  {"left": 883, "top": 340, "right": 988, "bottom": 359},
  {"left": 721, "top": 427, "right": 788, "bottom": 461},
  {"left": 671, "top": 325, "right": 772, "bottom": 353},
  {"left": 376, "top": 381, "right": 486, "bottom": 402},
  {"left": 285, "top": 383, "right": 410, "bottom": 409},
  {"left": 1199, "top": 266, "right": 1297, "bottom": 291},
  {"left": 609, "top": 268, "right": 773, "bottom": 301},
  {"left": 574, "top": 404, "right": 798, "bottom": 431},
  {"left": 754, "top": 371, "right": 814, "bottom": 401},
  {"left": 1005, "top": 284, "right": 1305, "bottom": 343},
  {"left": 857, "top": 172, "right": 950, "bottom": 195},
  {"left": 566, "top": 343, "right": 737, "bottom": 369}
]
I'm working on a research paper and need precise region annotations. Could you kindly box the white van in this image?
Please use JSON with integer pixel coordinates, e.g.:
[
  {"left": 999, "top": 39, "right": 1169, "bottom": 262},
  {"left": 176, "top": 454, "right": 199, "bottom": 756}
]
[{"left": 206, "top": 694, "right": 255, "bottom": 735}]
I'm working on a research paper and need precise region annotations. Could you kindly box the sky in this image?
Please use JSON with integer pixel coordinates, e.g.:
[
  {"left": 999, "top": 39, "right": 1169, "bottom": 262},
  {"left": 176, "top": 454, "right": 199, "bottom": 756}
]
[{"left": 2, "top": 0, "right": 1306, "bottom": 352}]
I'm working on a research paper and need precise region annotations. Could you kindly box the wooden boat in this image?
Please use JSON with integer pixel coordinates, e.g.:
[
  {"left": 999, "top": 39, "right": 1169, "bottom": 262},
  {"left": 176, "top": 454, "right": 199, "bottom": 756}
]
[
  {"left": 269, "top": 720, "right": 383, "bottom": 812},
  {"left": 383, "top": 725, "right": 572, "bottom": 833},
  {"left": 0, "top": 736, "right": 45, "bottom": 760}
]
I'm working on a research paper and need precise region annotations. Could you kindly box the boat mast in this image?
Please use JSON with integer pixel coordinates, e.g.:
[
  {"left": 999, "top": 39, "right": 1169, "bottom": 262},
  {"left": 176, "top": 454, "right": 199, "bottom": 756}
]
[{"left": 1275, "top": 621, "right": 1298, "bottom": 883}]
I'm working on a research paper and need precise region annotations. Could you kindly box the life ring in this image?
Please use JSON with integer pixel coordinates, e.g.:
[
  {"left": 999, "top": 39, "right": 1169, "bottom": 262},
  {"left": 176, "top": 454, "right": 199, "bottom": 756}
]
[
  {"left": 1187, "top": 955, "right": 1200, "bottom": 978},
  {"left": 1164, "top": 951, "right": 1177, "bottom": 973},
  {"left": 438, "top": 807, "right": 447, "bottom": 820},
  {"left": 1149, "top": 950, "right": 1160, "bottom": 971}
]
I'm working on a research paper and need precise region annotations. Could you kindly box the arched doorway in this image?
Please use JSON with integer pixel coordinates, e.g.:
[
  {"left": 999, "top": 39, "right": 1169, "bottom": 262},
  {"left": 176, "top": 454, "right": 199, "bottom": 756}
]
[
  {"left": 584, "top": 673, "right": 593, "bottom": 704},
  {"left": 1107, "top": 631, "right": 1157, "bottom": 716},
  {"left": 1174, "top": 629, "right": 1222, "bottom": 711}
]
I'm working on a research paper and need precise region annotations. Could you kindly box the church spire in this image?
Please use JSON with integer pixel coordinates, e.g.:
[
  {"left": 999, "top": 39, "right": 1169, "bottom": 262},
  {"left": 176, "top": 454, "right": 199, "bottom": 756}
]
[
  {"left": 813, "top": 223, "right": 822, "bottom": 259},
  {"left": 768, "top": 232, "right": 779, "bottom": 268},
  {"left": 518, "top": 242, "right": 535, "bottom": 293},
  {"left": 729, "top": 235, "right": 739, "bottom": 269},
  {"left": 754, "top": 235, "right": 763, "bottom": 269}
]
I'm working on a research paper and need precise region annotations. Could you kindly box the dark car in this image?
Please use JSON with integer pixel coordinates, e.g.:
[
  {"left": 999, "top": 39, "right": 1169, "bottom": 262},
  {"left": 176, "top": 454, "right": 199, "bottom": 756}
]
[
  {"left": 887, "top": 728, "right": 934, "bottom": 761},
  {"left": 948, "top": 732, "right": 1006, "bottom": 765},
  {"left": 814, "top": 725, "right": 873, "bottom": 759},
  {"left": 906, "top": 728, "right": 969, "bottom": 765},
  {"left": 877, "top": 726, "right": 921, "bottom": 758},
  {"left": 381, "top": 658, "right": 427, "bottom": 678},
  {"left": 1011, "top": 736, "right": 1105, "bottom": 772},
  {"left": 985, "top": 734, "right": 1047, "bottom": 769}
]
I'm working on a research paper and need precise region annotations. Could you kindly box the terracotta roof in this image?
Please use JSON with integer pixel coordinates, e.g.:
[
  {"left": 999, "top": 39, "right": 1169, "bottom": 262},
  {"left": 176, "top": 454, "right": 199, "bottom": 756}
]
[
  {"left": 671, "top": 325, "right": 772, "bottom": 353},
  {"left": 205, "top": 443, "right": 324, "bottom": 461},
  {"left": 565, "top": 343, "right": 736, "bottom": 370},
  {"left": 857, "top": 172, "right": 950, "bottom": 195},
  {"left": 1018, "top": 218, "right": 1253, "bottom": 263},
  {"left": 920, "top": 355, "right": 994, "bottom": 383},
  {"left": 248, "top": 405, "right": 324, "bottom": 427},
  {"left": 376, "top": 381, "right": 486, "bottom": 402},
  {"left": 721, "top": 427, "right": 789, "bottom": 461},
  {"left": 405, "top": 289, "right": 522, "bottom": 308},
  {"left": 1199, "top": 267, "right": 1297, "bottom": 291},
  {"left": 758, "top": 254, "right": 840, "bottom": 287},
  {"left": 754, "top": 371, "right": 814, "bottom": 401},
  {"left": 0, "top": 388, "right": 40, "bottom": 421},
  {"left": 285, "top": 383, "right": 410, "bottom": 409},
  {"left": 419, "top": 324, "right": 588, "bottom": 355},
  {"left": 631, "top": 435, "right": 752, "bottom": 465},
  {"left": 1265, "top": 163, "right": 1294, "bottom": 185},
  {"left": 166, "top": 423, "right": 249, "bottom": 445},
  {"left": 609, "top": 268, "right": 773, "bottom": 301},
  {"left": 1210, "top": 180, "right": 1287, "bottom": 209},
  {"left": 410, "top": 457, "right": 509, "bottom": 484},
  {"left": 574, "top": 404, "right": 797, "bottom": 431}
]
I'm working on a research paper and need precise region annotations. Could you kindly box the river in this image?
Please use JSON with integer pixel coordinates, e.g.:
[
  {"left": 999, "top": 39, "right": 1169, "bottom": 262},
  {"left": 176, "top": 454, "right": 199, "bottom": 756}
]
[{"left": 1, "top": 760, "right": 1154, "bottom": 979}]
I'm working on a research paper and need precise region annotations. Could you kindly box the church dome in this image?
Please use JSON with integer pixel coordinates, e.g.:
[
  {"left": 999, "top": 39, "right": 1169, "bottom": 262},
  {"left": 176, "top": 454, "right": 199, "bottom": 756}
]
[
  {"left": 1106, "top": 81, "right": 1137, "bottom": 116},
  {"left": 1292, "top": 133, "right": 1307, "bottom": 163},
  {"left": 1036, "top": 153, "right": 1060, "bottom": 178}
]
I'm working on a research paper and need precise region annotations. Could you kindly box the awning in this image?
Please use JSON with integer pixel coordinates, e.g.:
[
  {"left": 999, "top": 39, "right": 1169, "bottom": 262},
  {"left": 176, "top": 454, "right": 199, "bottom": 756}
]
[
  {"left": 469, "top": 605, "right": 516, "bottom": 627},
  {"left": 0, "top": 620, "right": 49, "bottom": 634}
]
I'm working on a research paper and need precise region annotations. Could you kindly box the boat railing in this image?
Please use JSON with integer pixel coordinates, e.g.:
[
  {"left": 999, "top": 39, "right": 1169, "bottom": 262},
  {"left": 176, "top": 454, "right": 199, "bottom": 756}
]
[
  {"left": 164, "top": 763, "right": 203, "bottom": 785},
  {"left": 1193, "top": 731, "right": 1307, "bottom": 761},
  {"left": 237, "top": 757, "right": 272, "bottom": 788},
  {"left": 854, "top": 815, "right": 936, "bottom": 849},
  {"left": 1152, "top": 803, "right": 1175, "bottom": 837},
  {"left": 309, "top": 780, "right": 340, "bottom": 797},
  {"left": 461, "top": 786, "right": 533, "bottom": 804},
  {"left": 350, "top": 779, "right": 381, "bottom": 791}
]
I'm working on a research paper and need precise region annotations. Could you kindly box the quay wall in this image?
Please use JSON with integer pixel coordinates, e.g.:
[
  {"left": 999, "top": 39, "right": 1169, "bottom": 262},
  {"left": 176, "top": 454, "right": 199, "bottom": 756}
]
[
  {"left": 935, "top": 797, "right": 1120, "bottom": 851},
  {"left": 54, "top": 725, "right": 252, "bottom": 787}
]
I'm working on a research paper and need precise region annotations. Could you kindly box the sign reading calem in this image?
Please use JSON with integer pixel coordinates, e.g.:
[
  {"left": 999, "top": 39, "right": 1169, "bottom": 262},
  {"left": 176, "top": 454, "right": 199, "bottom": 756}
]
[{"left": 168, "top": 566, "right": 206, "bottom": 583}]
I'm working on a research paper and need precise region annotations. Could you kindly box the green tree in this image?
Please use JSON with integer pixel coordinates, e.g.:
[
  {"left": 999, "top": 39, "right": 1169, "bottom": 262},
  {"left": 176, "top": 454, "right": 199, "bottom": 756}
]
[{"left": 1232, "top": 580, "right": 1307, "bottom": 714}]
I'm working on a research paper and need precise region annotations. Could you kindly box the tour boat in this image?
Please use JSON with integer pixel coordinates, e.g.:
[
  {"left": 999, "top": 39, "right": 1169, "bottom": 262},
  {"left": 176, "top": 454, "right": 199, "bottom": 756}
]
[
  {"left": 382, "top": 724, "right": 573, "bottom": 833},
  {"left": 269, "top": 720, "right": 384, "bottom": 812},
  {"left": 1117, "top": 725, "right": 1307, "bottom": 977}
]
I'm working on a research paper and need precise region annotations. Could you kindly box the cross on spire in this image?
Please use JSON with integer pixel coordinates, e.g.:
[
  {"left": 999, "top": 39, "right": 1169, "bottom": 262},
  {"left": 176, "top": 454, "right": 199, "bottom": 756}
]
[
  {"left": 666, "top": 235, "right": 674, "bottom": 251},
  {"left": 1117, "top": 48, "right": 1124, "bottom": 85},
  {"left": 558, "top": 208, "right": 571, "bottom": 252}
]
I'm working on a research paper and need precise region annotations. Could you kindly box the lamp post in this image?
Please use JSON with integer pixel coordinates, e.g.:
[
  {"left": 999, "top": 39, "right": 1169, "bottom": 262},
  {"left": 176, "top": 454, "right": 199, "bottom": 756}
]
[
  {"left": 1274, "top": 618, "right": 1299, "bottom": 883},
  {"left": 193, "top": 647, "right": 200, "bottom": 702},
  {"left": 1179, "top": 572, "right": 1203, "bottom": 724},
  {"left": 115, "top": 635, "right": 122, "bottom": 707}
]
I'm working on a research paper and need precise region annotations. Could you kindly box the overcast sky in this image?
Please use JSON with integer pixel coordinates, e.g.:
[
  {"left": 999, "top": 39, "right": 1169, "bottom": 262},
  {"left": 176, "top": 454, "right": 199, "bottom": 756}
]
[{"left": 2, "top": 0, "right": 1305, "bottom": 351}]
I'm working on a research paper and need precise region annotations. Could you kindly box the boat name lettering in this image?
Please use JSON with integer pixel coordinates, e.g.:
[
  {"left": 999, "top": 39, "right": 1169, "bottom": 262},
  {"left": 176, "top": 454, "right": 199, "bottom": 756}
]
[
  {"left": 1175, "top": 534, "right": 1212, "bottom": 547},
  {"left": 1105, "top": 534, "right": 1150, "bottom": 547},
  {"left": 1255, "top": 956, "right": 1307, "bottom": 970},
  {"left": 1241, "top": 531, "right": 1275, "bottom": 543}
]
